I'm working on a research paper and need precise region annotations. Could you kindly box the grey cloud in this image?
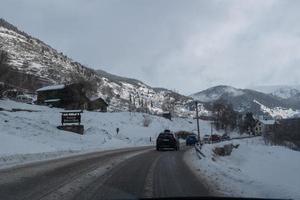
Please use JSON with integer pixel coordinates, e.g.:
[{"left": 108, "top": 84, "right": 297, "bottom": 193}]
[{"left": 1, "top": 0, "right": 300, "bottom": 94}]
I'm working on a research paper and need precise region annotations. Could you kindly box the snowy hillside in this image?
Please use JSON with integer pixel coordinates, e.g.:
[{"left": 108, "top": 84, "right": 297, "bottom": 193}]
[
  {"left": 0, "top": 18, "right": 193, "bottom": 116},
  {"left": 0, "top": 100, "right": 213, "bottom": 168},
  {"left": 186, "top": 137, "right": 300, "bottom": 199},
  {"left": 253, "top": 100, "right": 299, "bottom": 118}
]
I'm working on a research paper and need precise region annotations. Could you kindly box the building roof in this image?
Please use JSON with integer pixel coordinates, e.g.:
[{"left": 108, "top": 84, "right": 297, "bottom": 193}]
[
  {"left": 60, "top": 110, "right": 83, "bottom": 113},
  {"left": 89, "top": 96, "right": 101, "bottom": 101},
  {"left": 44, "top": 99, "right": 61, "bottom": 103},
  {"left": 261, "top": 119, "right": 276, "bottom": 125},
  {"left": 36, "top": 84, "right": 65, "bottom": 92},
  {"left": 255, "top": 115, "right": 275, "bottom": 125},
  {"left": 89, "top": 96, "right": 108, "bottom": 105}
]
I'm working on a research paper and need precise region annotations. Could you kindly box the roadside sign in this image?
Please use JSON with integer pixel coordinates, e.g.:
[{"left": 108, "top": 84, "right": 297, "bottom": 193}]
[{"left": 60, "top": 110, "right": 83, "bottom": 125}]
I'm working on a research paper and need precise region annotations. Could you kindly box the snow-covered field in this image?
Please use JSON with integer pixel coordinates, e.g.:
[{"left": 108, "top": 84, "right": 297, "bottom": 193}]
[
  {"left": 0, "top": 100, "right": 213, "bottom": 168},
  {"left": 185, "top": 137, "right": 300, "bottom": 199}
]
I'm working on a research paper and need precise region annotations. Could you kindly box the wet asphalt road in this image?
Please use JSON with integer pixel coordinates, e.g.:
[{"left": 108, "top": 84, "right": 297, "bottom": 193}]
[{"left": 0, "top": 146, "right": 210, "bottom": 200}]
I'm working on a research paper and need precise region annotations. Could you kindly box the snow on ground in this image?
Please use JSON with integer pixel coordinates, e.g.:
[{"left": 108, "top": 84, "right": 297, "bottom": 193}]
[
  {"left": 0, "top": 99, "right": 212, "bottom": 168},
  {"left": 185, "top": 137, "right": 300, "bottom": 199}
]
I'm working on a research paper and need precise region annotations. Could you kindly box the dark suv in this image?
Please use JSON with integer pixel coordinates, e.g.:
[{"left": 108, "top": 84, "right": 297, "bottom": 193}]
[{"left": 156, "top": 130, "right": 179, "bottom": 151}]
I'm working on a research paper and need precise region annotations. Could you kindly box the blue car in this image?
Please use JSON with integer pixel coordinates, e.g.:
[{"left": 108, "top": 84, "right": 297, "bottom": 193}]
[{"left": 186, "top": 135, "right": 198, "bottom": 146}]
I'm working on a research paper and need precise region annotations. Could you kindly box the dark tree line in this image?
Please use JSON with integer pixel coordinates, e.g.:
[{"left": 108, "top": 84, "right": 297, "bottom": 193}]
[
  {"left": 238, "top": 112, "right": 256, "bottom": 134},
  {"left": 212, "top": 100, "right": 237, "bottom": 133},
  {"left": 267, "top": 118, "right": 300, "bottom": 149},
  {"left": 211, "top": 100, "right": 260, "bottom": 135}
]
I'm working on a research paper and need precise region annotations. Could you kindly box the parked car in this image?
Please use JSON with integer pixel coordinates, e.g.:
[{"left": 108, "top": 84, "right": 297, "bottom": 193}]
[
  {"left": 221, "top": 134, "right": 231, "bottom": 141},
  {"left": 203, "top": 134, "right": 210, "bottom": 143},
  {"left": 156, "top": 130, "right": 179, "bottom": 151},
  {"left": 211, "top": 134, "right": 221, "bottom": 143},
  {"left": 186, "top": 135, "right": 198, "bottom": 146}
]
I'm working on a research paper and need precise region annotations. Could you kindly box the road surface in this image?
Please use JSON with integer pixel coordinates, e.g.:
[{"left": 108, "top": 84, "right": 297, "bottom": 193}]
[{"left": 0, "top": 146, "right": 210, "bottom": 199}]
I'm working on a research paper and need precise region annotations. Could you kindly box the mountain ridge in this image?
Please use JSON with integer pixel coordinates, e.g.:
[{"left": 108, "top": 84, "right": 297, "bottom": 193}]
[{"left": 191, "top": 85, "right": 300, "bottom": 118}]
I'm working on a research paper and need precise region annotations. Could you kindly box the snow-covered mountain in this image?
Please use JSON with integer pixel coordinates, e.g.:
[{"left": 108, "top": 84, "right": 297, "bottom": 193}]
[
  {"left": 0, "top": 18, "right": 194, "bottom": 116},
  {"left": 190, "top": 85, "right": 300, "bottom": 118},
  {"left": 251, "top": 85, "right": 300, "bottom": 99},
  {"left": 190, "top": 85, "right": 245, "bottom": 102},
  {"left": 272, "top": 88, "right": 299, "bottom": 99}
]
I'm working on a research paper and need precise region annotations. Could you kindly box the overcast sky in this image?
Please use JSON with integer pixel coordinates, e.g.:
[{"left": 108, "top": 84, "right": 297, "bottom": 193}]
[{"left": 1, "top": 0, "right": 300, "bottom": 94}]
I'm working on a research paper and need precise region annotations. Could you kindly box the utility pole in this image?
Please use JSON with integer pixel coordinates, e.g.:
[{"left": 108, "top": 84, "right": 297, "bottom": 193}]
[
  {"left": 210, "top": 122, "right": 213, "bottom": 144},
  {"left": 195, "top": 101, "right": 201, "bottom": 143}
]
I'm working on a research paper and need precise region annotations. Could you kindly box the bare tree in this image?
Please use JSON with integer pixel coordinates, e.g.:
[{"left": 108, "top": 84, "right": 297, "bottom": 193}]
[{"left": 212, "top": 100, "right": 237, "bottom": 133}]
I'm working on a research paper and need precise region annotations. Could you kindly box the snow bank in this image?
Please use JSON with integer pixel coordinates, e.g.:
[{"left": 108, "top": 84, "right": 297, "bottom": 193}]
[
  {"left": 0, "top": 100, "right": 207, "bottom": 168},
  {"left": 185, "top": 137, "right": 300, "bottom": 199}
]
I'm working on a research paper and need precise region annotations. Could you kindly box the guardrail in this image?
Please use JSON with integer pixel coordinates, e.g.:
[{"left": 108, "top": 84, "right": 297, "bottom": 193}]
[{"left": 230, "top": 135, "right": 261, "bottom": 140}]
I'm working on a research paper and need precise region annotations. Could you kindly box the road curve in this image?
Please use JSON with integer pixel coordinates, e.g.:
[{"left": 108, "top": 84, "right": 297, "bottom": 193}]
[{"left": 0, "top": 146, "right": 210, "bottom": 199}]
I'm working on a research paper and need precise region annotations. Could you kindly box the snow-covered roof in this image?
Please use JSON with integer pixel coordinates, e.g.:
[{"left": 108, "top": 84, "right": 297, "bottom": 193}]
[
  {"left": 260, "top": 119, "right": 275, "bottom": 125},
  {"left": 89, "top": 96, "right": 101, "bottom": 101},
  {"left": 16, "top": 94, "right": 33, "bottom": 99},
  {"left": 44, "top": 99, "right": 60, "bottom": 103},
  {"left": 89, "top": 96, "right": 108, "bottom": 105},
  {"left": 36, "top": 84, "right": 65, "bottom": 92},
  {"left": 60, "top": 110, "right": 83, "bottom": 113}
]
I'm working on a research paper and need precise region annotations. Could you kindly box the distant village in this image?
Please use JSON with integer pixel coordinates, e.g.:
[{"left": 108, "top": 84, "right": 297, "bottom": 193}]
[{"left": 204, "top": 102, "right": 300, "bottom": 150}]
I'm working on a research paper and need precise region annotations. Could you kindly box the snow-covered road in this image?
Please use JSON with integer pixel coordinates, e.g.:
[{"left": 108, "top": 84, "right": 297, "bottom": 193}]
[{"left": 0, "top": 145, "right": 210, "bottom": 200}]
